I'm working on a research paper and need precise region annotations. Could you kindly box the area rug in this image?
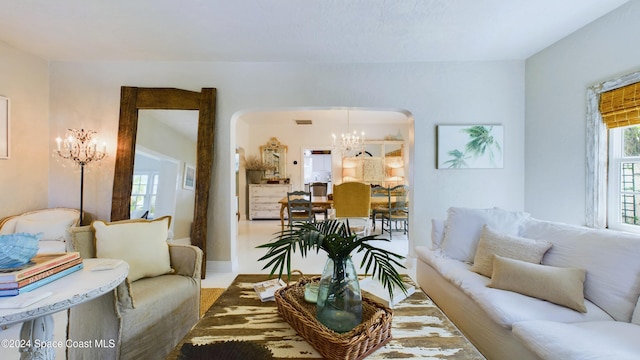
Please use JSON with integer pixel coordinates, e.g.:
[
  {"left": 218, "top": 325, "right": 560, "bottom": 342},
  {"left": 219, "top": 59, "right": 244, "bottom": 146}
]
[
  {"left": 170, "top": 275, "right": 485, "bottom": 359},
  {"left": 200, "top": 288, "right": 225, "bottom": 317}
]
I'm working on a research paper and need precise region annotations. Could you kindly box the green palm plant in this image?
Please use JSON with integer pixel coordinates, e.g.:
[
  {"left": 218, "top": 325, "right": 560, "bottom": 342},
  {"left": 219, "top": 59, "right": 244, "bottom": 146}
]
[{"left": 257, "top": 219, "right": 407, "bottom": 299}]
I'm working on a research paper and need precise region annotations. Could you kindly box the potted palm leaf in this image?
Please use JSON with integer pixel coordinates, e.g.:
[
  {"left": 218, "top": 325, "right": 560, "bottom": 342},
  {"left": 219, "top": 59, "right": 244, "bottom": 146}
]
[{"left": 257, "top": 219, "right": 407, "bottom": 333}]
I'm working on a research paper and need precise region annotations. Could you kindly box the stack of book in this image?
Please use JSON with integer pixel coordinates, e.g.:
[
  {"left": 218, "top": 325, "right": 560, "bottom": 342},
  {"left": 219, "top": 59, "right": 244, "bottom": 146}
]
[{"left": 0, "top": 252, "right": 83, "bottom": 297}]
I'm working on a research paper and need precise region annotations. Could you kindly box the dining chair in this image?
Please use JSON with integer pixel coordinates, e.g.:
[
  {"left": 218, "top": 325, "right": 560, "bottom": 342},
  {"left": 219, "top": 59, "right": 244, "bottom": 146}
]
[
  {"left": 332, "top": 182, "right": 372, "bottom": 235},
  {"left": 370, "top": 185, "right": 390, "bottom": 231},
  {"left": 309, "top": 182, "right": 329, "bottom": 220},
  {"left": 287, "top": 191, "right": 315, "bottom": 228},
  {"left": 381, "top": 185, "right": 409, "bottom": 239}
]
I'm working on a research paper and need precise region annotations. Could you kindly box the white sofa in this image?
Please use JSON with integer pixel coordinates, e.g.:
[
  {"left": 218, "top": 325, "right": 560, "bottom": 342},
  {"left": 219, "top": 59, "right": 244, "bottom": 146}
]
[
  {"left": 0, "top": 207, "right": 80, "bottom": 253},
  {"left": 415, "top": 207, "right": 640, "bottom": 360}
]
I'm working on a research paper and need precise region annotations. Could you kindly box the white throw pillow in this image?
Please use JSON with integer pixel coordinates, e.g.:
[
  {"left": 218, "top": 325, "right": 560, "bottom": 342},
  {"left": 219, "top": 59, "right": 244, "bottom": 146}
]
[
  {"left": 93, "top": 216, "right": 173, "bottom": 282},
  {"left": 15, "top": 218, "right": 76, "bottom": 242},
  {"left": 430, "top": 219, "right": 445, "bottom": 250},
  {"left": 471, "top": 225, "right": 552, "bottom": 277},
  {"left": 440, "top": 207, "right": 530, "bottom": 262},
  {"left": 489, "top": 255, "right": 587, "bottom": 312}
]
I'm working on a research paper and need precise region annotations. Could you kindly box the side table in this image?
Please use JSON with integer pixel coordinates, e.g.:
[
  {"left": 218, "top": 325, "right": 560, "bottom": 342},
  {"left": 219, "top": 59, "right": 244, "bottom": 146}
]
[{"left": 0, "top": 258, "right": 128, "bottom": 360}]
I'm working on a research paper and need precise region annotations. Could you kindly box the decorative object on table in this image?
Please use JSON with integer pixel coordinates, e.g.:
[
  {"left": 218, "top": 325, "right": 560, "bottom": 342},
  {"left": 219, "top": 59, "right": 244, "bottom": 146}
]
[
  {"left": 243, "top": 155, "right": 275, "bottom": 184},
  {"left": 437, "top": 124, "right": 503, "bottom": 169},
  {"left": 54, "top": 128, "right": 107, "bottom": 224},
  {"left": 0, "top": 95, "right": 8, "bottom": 159},
  {"left": 0, "top": 232, "right": 41, "bottom": 268},
  {"left": 275, "top": 276, "right": 393, "bottom": 360},
  {"left": 178, "top": 340, "right": 274, "bottom": 360},
  {"left": 257, "top": 219, "right": 406, "bottom": 333},
  {"left": 0, "top": 252, "right": 82, "bottom": 296},
  {"left": 253, "top": 278, "right": 286, "bottom": 302}
]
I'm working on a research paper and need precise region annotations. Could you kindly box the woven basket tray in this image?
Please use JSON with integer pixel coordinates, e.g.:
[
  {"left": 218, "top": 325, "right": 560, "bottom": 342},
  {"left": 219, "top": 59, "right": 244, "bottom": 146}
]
[{"left": 274, "top": 276, "right": 393, "bottom": 360}]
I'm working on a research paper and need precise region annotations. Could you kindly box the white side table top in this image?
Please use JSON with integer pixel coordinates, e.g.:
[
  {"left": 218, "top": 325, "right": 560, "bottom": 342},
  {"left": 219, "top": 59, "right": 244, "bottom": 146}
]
[{"left": 0, "top": 258, "right": 129, "bottom": 326}]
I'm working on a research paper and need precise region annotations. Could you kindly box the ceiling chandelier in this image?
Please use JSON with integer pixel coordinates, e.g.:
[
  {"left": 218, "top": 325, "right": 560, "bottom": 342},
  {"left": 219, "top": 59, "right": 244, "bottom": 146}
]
[{"left": 332, "top": 111, "right": 365, "bottom": 157}]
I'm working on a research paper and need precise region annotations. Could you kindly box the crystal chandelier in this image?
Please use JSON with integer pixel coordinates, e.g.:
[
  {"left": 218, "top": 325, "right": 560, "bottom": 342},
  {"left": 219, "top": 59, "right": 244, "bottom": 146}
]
[
  {"left": 55, "top": 129, "right": 106, "bottom": 166},
  {"left": 332, "top": 111, "right": 365, "bottom": 156},
  {"left": 54, "top": 129, "right": 107, "bottom": 224}
]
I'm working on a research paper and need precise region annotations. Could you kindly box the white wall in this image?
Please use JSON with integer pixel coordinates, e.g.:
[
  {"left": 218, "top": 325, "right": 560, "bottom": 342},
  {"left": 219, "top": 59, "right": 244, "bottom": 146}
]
[
  {"left": 0, "top": 41, "right": 50, "bottom": 218},
  {"left": 48, "top": 60, "right": 526, "bottom": 268},
  {"left": 525, "top": 1, "right": 640, "bottom": 224}
]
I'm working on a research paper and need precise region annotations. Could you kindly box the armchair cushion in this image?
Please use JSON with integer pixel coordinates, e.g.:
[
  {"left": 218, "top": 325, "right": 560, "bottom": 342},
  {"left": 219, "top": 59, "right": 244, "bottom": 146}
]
[{"left": 93, "top": 216, "right": 173, "bottom": 282}]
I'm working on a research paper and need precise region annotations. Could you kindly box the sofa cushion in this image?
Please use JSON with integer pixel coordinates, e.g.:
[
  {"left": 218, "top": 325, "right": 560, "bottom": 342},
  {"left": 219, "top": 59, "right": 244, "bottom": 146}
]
[
  {"left": 15, "top": 218, "right": 75, "bottom": 242},
  {"left": 471, "top": 225, "right": 552, "bottom": 277},
  {"left": 489, "top": 255, "right": 586, "bottom": 312},
  {"left": 416, "top": 246, "right": 612, "bottom": 328},
  {"left": 513, "top": 320, "right": 640, "bottom": 360},
  {"left": 430, "top": 218, "right": 445, "bottom": 250},
  {"left": 440, "top": 207, "right": 530, "bottom": 263},
  {"left": 93, "top": 217, "right": 173, "bottom": 282},
  {"left": 522, "top": 218, "right": 640, "bottom": 322}
]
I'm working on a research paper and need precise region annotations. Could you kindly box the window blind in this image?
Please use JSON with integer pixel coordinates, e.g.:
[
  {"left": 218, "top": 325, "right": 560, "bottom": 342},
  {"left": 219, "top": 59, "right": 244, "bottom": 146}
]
[{"left": 599, "top": 82, "right": 640, "bottom": 128}]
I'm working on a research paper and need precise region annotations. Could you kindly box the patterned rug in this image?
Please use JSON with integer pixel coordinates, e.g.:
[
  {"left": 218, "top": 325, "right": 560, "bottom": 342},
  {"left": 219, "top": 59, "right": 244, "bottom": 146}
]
[{"left": 170, "top": 274, "right": 485, "bottom": 359}]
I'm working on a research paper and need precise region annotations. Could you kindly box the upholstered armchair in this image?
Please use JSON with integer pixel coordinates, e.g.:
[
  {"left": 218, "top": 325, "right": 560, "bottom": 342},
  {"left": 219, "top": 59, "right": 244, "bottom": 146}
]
[{"left": 66, "top": 223, "right": 203, "bottom": 360}]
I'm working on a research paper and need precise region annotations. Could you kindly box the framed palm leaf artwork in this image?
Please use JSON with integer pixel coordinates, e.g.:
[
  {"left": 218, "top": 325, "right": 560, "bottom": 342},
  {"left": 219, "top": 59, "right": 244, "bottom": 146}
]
[{"left": 437, "top": 125, "right": 504, "bottom": 169}]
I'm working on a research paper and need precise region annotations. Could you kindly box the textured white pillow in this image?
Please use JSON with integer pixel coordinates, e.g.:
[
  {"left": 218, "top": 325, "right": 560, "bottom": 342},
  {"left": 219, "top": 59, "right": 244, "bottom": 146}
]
[
  {"left": 15, "top": 218, "right": 75, "bottom": 242},
  {"left": 93, "top": 216, "right": 172, "bottom": 282},
  {"left": 430, "top": 219, "right": 445, "bottom": 250},
  {"left": 440, "top": 207, "right": 530, "bottom": 262},
  {"left": 489, "top": 255, "right": 587, "bottom": 312},
  {"left": 471, "top": 225, "right": 552, "bottom": 277}
]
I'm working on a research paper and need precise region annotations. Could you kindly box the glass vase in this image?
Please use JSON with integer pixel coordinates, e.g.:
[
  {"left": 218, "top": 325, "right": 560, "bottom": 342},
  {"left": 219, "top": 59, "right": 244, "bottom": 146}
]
[{"left": 316, "top": 256, "right": 362, "bottom": 333}]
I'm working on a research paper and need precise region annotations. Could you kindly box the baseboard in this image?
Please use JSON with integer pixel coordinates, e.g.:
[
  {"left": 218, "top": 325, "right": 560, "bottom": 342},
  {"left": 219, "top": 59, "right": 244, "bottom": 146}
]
[{"left": 206, "top": 257, "right": 240, "bottom": 273}]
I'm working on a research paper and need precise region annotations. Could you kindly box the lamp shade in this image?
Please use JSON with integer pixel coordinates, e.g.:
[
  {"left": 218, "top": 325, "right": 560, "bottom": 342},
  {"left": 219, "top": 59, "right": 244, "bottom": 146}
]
[
  {"left": 342, "top": 167, "right": 356, "bottom": 178},
  {"left": 390, "top": 167, "right": 405, "bottom": 178}
]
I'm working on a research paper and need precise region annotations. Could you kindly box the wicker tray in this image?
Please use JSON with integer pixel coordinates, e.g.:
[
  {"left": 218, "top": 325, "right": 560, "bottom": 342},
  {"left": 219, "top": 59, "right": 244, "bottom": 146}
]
[{"left": 274, "top": 276, "right": 393, "bottom": 360}]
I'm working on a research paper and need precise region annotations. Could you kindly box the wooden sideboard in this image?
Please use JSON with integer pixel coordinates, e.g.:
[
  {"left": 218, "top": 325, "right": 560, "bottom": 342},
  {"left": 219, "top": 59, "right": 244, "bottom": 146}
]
[{"left": 249, "top": 184, "right": 292, "bottom": 220}]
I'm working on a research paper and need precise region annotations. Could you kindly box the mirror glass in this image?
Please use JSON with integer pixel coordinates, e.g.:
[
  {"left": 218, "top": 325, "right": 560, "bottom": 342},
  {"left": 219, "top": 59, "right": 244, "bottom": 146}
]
[
  {"left": 260, "top": 137, "right": 287, "bottom": 179},
  {"left": 133, "top": 110, "right": 197, "bottom": 241}
]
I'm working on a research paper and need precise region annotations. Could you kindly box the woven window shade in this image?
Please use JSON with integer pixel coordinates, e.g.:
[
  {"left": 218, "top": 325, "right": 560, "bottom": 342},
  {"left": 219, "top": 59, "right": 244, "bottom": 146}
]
[{"left": 599, "top": 82, "right": 640, "bottom": 128}]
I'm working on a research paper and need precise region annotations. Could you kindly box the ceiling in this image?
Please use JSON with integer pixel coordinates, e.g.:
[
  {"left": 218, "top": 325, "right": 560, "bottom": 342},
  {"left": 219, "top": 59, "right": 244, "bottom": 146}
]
[{"left": 0, "top": 0, "right": 628, "bottom": 63}]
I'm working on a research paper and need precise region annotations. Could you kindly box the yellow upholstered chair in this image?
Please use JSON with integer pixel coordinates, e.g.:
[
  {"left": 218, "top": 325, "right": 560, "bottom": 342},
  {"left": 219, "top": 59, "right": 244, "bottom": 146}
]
[{"left": 332, "top": 182, "right": 372, "bottom": 235}]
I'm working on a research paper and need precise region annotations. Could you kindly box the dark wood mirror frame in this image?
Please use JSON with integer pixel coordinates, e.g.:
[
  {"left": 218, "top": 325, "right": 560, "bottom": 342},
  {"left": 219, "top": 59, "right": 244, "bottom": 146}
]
[{"left": 111, "top": 87, "right": 216, "bottom": 276}]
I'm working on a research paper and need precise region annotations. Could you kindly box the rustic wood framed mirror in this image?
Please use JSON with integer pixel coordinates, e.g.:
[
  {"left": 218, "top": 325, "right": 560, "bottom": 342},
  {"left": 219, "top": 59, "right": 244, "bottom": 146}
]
[{"left": 111, "top": 87, "right": 216, "bottom": 275}]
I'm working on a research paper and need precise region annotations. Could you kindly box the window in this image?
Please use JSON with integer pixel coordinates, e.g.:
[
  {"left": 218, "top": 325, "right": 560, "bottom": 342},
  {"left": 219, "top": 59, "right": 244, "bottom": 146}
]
[
  {"left": 608, "top": 126, "right": 640, "bottom": 231},
  {"left": 130, "top": 172, "right": 159, "bottom": 216},
  {"left": 587, "top": 73, "right": 640, "bottom": 230}
]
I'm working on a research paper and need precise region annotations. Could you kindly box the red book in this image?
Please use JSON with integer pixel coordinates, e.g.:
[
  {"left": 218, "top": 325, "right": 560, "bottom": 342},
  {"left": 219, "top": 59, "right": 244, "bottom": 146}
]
[
  {"left": 0, "top": 252, "right": 80, "bottom": 283},
  {"left": 0, "top": 258, "right": 83, "bottom": 290}
]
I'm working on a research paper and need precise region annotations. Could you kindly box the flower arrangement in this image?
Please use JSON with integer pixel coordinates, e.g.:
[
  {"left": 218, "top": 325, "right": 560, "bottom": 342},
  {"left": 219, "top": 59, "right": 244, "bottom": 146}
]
[{"left": 243, "top": 155, "right": 275, "bottom": 171}]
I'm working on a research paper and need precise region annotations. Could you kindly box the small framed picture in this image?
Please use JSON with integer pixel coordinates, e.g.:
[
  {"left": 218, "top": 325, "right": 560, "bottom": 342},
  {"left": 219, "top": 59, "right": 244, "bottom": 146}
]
[
  {"left": 183, "top": 163, "right": 196, "bottom": 190},
  {"left": 0, "top": 96, "right": 9, "bottom": 159}
]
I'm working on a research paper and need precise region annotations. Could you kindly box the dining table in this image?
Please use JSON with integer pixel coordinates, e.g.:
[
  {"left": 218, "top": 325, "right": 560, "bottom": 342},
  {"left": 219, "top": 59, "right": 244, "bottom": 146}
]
[{"left": 277, "top": 195, "right": 401, "bottom": 230}]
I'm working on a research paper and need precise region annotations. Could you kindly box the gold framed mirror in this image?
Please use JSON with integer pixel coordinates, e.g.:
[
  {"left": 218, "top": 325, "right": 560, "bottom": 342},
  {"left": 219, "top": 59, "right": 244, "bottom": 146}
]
[
  {"left": 260, "top": 137, "right": 287, "bottom": 179},
  {"left": 111, "top": 87, "right": 216, "bottom": 276}
]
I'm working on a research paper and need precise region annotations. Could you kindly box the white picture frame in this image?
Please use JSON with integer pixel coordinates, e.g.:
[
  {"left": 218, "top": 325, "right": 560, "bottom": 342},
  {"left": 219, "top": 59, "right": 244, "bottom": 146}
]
[
  {"left": 183, "top": 163, "right": 196, "bottom": 190},
  {"left": 437, "top": 125, "right": 504, "bottom": 169},
  {"left": 0, "top": 96, "right": 9, "bottom": 159}
]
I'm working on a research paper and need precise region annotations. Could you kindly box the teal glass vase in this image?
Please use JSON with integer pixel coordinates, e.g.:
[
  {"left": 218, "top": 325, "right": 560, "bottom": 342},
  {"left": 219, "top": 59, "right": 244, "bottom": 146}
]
[{"left": 316, "top": 256, "right": 362, "bottom": 333}]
